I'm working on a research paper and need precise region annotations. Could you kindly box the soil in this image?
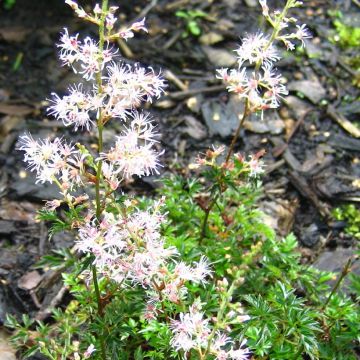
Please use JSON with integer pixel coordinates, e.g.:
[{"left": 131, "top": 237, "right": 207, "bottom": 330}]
[{"left": 0, "top": 0, "right": 359, "bottom": 353}]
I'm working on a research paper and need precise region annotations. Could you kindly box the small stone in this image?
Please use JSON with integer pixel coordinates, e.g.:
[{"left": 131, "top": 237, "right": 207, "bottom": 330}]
[
  {"left": 201, "top": 96, "right": 244, "bottom": 138},
  {"left": 313, "top": 248, "right": 360, "bottom": 291},
  {"left": 285, "top": 95, "right": 312, "bottom": 120},
  {"left": 300, "top": 223, "right": 320, "bottom": 247},
  {"left": 294, "top": 72, "right": 303, "bottom": 80},
  {"left": 199, "top": 32, "right": 224, "bottom": 45},
  {"left": 244, "top": 0, "right": 257, "bottom": 7},
  {"left": 182, "top": 116, "right": 207, "bottom": 140},
  {"left": 18, "top": 270, "right": 42, "bottom": 290},
  {"left": 287, "top": 80, "right": 326, "bottom": 104},
  {"left": 201, "top": 46, "right": 237, "bottom": 67},
  {"left": 244, "top": 111, "right": 284, "bottom": 135}
]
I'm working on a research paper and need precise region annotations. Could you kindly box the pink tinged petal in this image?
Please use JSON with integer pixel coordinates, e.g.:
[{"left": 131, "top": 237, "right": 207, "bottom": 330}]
[{"left": 131, "top": 18, "right": 148, "bottom": 33}]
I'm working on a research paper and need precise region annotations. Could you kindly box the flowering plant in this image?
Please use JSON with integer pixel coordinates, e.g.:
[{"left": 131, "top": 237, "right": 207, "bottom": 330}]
[{"left": 6, "top": 1, "right": 360, "bottom": 360}]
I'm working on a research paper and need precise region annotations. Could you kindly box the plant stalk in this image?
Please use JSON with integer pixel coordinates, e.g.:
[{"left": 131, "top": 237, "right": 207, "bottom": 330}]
[
  {"left": 225, "top": 99, "right": 249, "bottom": 164},
  {"left": 200, "top": 193, "right": 220, "bottom": 242},
  {"left": 92, "top": 1, "right": 109, "bottom": 359},
  {"left": 322, "top": 258, "right": 353, "bottom": 311},
  {"left": 203, "top": 277, "right": 238, "bottom": 358}
]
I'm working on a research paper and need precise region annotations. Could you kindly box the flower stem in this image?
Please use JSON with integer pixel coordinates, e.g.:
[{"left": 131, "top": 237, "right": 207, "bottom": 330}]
[
  {"left": 92, "top": 1, "right": 109, "bottom": 359},
  {"left": 200, "top": 193, "right": 219, "bottom": 242},
  {"left": 225, "top": 99, "right": 249, "bottom": 164},
  {"left": 95, "top": 0, "right": 108, "bottom": 220},
  {"left": 203, "top": 277, "right": 238, "bottom": 358},
  {"left": 322, "top": 257, "right": 353, "bottom": 311}
]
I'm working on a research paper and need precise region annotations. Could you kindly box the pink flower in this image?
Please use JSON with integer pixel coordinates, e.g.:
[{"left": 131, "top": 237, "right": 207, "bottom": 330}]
[
  {"left": 118, "top": 18, "right": 148, "bottom": 41},
  {"left": 106, "top": 13, "right": 117, "bottom": 30},
  {"left": 44, "top": 199, "right": 62, "bottom": 211},
  {"left": 227, "top": 340, "right": 251, "bottom": 360},
  {"left": 131, "top": 18, "right": 148, "bottom": 33},
  {"left": 247, "top": 154, "right": 265, "bottom": 177},
  {"left": 84, "top": 344, "right": 96, "bottom": 358}
]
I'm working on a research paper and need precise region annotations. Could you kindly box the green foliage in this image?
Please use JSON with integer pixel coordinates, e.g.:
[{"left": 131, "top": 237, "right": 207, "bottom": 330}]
[
  {"left": 156, "top": 155, "right": 360, "bottom": 359},
  {"left": 3, "top": 0, "right": 16, "bottom": 10},
  {"left": 244, "top": 282, "right": 321, "bottom": 360},
  {"left": 8, "top": 148, "right": 360, "bottom": 359},
  {"left": 332, "top": 19, "right": 360, "bottom": 48},
  {"left": 175, "top": 9, "right": 208, "bottom": 37},
  {"left": 332, "top": 204, "right": 360, "bottom": 239}
]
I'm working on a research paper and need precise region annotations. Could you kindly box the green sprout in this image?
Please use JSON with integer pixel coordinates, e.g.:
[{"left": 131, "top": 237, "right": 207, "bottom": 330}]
[{"left": 175, "top": 9, "right": 208, "bottom": 37}]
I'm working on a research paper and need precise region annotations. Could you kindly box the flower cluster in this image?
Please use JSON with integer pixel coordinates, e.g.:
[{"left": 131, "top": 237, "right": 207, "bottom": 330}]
[
  {"left": 48, "top": 63, "right": 165, "bottom": 132},
  {"left": 194, "top": 145, "right": 265, "bottom": 178},
  {"left": 170, "top": 300, "right": 250, "bottom": 359},
  {"left": 217, "top": 0, "right": 311, "bottom": 113},
  {"left": 76, "top": 200, "right": 212, "bottom": 310},
  {"left": 18, "top": 133, "right": 86, "bottom": 189},
  {"left": 58, "top": 28, "right": 116, "bottom": 80},
  {"left": 100, "top": 112, "right": 162, "bottom": 181}
]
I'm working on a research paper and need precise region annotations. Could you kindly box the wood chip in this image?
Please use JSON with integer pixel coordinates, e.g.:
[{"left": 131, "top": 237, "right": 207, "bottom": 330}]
[
  {"left": 0, "top": 103, "right": 34, "bottom": 116},
  {"left": 327, "top": 105, "right": 360, "bottom": 138}
]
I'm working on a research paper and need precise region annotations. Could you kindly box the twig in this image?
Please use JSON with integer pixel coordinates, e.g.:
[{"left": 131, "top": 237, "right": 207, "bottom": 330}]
[
  {"left": 225, "top": 99, "right": 249, "bottom": 163},
  {"left": 35, "top": 285, "right": 69, "bottom": 321},
  {"left": 272, "top": 108, "right": 313, "bottom": 157},
  {"left": 167, "top": 84, "right": 225, "bottom": 100},
  {"left": 321, "top": 257, "right": 353, "bottom": 311},
  {"left": 327, "top": 105, "right": 360, "bottom": 138},
  {"left": 165, "top": 0, "right": 191, "bottom": 11},
  {"left": 288, "top": 170, "right": 330, "bottom": 217},
  {"left": 200, "top": 193, "right": 220, "bottom": 242},
  {"left": 117, "top": 38, "right": 134, "bottom": 58},
  {"left": 164, "top": 69, "right": 188, "bottom": 90},
  {"left": 162, "top": 30, "right": 182, "bottom": 50},
  {"left": 132, "top": 0, "right": 158, "bottom": 21}
]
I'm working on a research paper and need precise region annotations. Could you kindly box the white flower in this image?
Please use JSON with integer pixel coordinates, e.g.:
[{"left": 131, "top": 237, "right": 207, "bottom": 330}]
[
  {"left": 104, "top": 63, "right": 166, "bottom": 112},
  {"left": 48, "top": 85, "right": 94, "bottom": 131},
  {"left": 57, "top": 30, "right": 116, "bottom": 80},
  {"left": 227, "top": 340, "right": 251, "bottom": 360},
  {"left": 99, "top": 111, "right": 163, "bottom": 178},
  {"left": 131, "top": 18, "right": 148, "bottom": 33},
  {"left": 236, "top": 33, "right": 280, "bottom": 66},
  {"left": 295, "top": 24, "right": 312, "bottom": 47},
  {"left": 247, "top": 154, "right": 265, "bottom": 177},
  {"left": 259, "top": 0, "right": 269, "bottom": 16},
  {"left": 18, "top": 133, "right": 80, "bottom": 186}
]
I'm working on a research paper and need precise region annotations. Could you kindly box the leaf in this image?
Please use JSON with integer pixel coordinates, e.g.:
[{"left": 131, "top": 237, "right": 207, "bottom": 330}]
[
  {"left": 175, "top": 11, "right": 189, "bottom": 19},
  {"left": 188, "top": 21, "right": 201, "bottom": 36}
]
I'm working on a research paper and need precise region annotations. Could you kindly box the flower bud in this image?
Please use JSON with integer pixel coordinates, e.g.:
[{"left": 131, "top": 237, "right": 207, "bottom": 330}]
[{"left": 93, "top": 4, "right": 101, "bottom": 15}]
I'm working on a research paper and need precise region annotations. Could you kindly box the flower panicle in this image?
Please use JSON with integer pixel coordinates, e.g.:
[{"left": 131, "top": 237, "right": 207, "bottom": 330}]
[{"left": 216, "top": 0, "right": 311, "bottom": 115}]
